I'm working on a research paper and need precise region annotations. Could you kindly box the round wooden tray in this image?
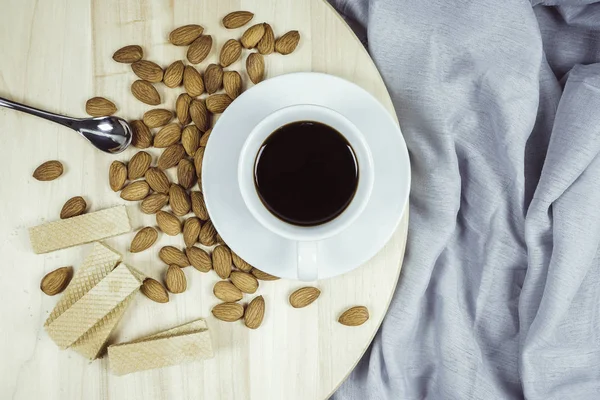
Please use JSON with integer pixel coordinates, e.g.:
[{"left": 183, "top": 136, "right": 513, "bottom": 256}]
[{"left": 0, "top": 1, "right": 408, "bottom": 399}]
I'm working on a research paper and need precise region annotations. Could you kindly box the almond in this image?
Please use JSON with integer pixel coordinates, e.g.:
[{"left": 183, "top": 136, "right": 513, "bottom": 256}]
[
  {"left": 241, "top": 23, "right": 266, "bottom": 49},
  {"left": 230, "top": 271, "right": 259, "bottom": 294},
  {"left": 189, "top": 100, "right": 209, "bottom": 131},
  {"left": 338, "top": 306, "right": 369, "bottom": 326},
  {"left": 40, "top": 267, "right": 72, "bottom": 296},
  {"left": 251, "top": 268, "right": 279, "bottom": 281},
  {"left": 159, "top": 246, "right": 190, "bottom": 267},
  {"left": 130, "top": 120, "right": 153, "bottom": 148},
  {"left": 141, "top": 193, "right": 169, "bottom": 214},
  {"left": 219, "top": 39, "right": 242, "bottom": 67},
  {"left": 246, "top": 53, "right": 265, "bottom": 84},
  {"left": 187, "top": 35, "right": 212, "bottom": 64},
  {"left": 60, "top": 196, "right": 87, "bottom": 219},
  {"left": 158, "top": 144, "right": 185, "bottom": 170},
  {"left": 206, "top": 94, "right": 232, "bottom": 114},
  {"left": 85, "top": 97, "right": 117, "bottom": 117},
  {"left": 176, "top": 93, "right": 193, "bottom": 125},
  {"left": 128, "top": 151, "right": 152, "bottom": 180},
  {"left": 231, "top": 251, "right": 253, "bottom": 272},
  {"left": 182, "top": 125, "right": 201, "bottom": 156},
  {"left": 132, "top": 60, "right": 164, "bottom": 83},
  {"left": 199, "top": 218, "right": 217, "bottom": 246},
  {"left": 289, "top": 287, "right": 320, "bottom": 308},
  {"left": 145, "top": 167, "right": 170, "bottom": 194},
  {"left": 187, "top": 246, "right": 212, "bottom": 272},
  {"left": 143, "top": 109, "right": 173, "bottom": 128},
  {"left": 112, "top": 45, "right": 143, "bottom": 63},
  {"left": 153, "top": 123, "right": 181, "bottom": 148},
  {"left": 257, "top": 23, "right": 275, "bottom": 55},
  {"left": 169, "top": 24, "right": 204, "bottom": 46},
  {"left": 204, "top": 63, "right": 224, "bottom": 94},
  {"left": 131, "top": 80, "right": 161, "bottom": 105},
  {"left": 213, "top": 281, "right": 243, "bottom": 302},
  {"left": 177, "top": 159, "right": 197, "bottom": 190},
  {"left": 165, "top": 265, "right": 187, "bottom": 294},
  {"left": 109, "top": 161, "right": 128, "bottom": 191},
  {"left": 276, "top": 30, "right": 301, "bottom": 55},
  {"left": 212, "top": 302, "right": 244, "bottom": 322},
  {"left": 169, "top": 184, "right": 191, "bottom": 216},
  {"left": 183, "top": 66, "right": 204, "bottom": 97},
  {"left": 216, "top": 233, "right": 225, "bottom": 244},
  {"left": 223, "top": 71, "right": 242, "bottom": 99},
  {"left": 156, "top": 211, "right": 181, "bottom": 236},
  {"left": 120, "top": 180, "right": 150, "bottom": 201},
  {"left": 163, "top": 60, "right": 184, "bottom": 88},
  {"left": 140, "top": 278, "right": 169, "bottom": 303},
  {"left": 33, "top": 160, "right": 63, "bottom": 181},
  {"left": 190, "top": 191, "right": 209, "bottom": 220},
  {"left": 130, "top": 227, "right": 158, "bottom": 253},
  {"left": 193, "top": 147, "right": 205, "bottom": 177},
  {"left": 183, "top": 217, "right": 202, "bottom": 247},
  {"left": 212, "top": 245, "right": 232, "bottom": 279},
  {"left": 200, "top": 128, "right": 212, "bottom": 147},
  {"left": 222, "top": 11, "right": 254, "bottom": 29},
  {"left": 244, "top": 295, "right": 265, "bottom": 329}
]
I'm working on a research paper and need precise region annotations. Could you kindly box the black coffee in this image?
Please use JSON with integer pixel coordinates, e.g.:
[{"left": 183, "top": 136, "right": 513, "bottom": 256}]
[{"left": 254, "top": 120, "right": 359, "bottom": 227}]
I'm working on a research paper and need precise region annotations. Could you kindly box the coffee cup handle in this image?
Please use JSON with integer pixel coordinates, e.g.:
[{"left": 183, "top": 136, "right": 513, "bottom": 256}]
[{"left": 297, "top": 241, "right": 318, "bottom": 281}]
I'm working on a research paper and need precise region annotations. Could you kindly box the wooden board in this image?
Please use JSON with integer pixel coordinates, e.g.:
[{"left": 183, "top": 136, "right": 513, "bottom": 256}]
[{"left": 0, "top": 1, "right": 408, "bottom": 399}]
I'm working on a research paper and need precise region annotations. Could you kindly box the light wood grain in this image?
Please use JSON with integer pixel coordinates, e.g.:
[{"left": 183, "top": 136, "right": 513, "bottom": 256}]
[{"left": 0, "top": 1, "right": 408, "bottom": 399}]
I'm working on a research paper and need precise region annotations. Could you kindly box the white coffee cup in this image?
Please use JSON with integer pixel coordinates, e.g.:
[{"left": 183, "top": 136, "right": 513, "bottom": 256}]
[{"left": 238, "top": 104, "right": 375, "bottom": 281}]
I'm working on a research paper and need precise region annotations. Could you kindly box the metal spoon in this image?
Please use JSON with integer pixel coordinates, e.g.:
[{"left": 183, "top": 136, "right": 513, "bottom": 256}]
[{"left": 0, "top": 96, "right": 132, "bottom": 154}]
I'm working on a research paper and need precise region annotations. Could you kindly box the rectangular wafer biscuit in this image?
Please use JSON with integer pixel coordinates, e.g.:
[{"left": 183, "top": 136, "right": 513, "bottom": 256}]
[
  {"left": 108, "top": 319, "right": 213, "bottom": 375},
  {"left": 29, "top": 206, "right": 131, "bottom": 254}
]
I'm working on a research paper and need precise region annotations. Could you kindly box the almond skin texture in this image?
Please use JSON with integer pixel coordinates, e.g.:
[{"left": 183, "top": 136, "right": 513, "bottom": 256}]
[
  {"left": 247, "top": 53, "right": 265, "bottom": 84},
  {"left": 220, "top": 39, "right": 242, "bottom": 67},
  {"left": 223, "top": 71, "right": 242, "bottom": 99},
  {"left": 40, "top": 267, "right": 72, "bottom": 296},
  {"left": 222, "top": 11, "right": 254, "bottom": 29},
  {"left": 132, "top": 60, "right": 164, "bottom": 83},
  {"left": 120, "top": 180, "right": 150, "bottom": 201},
  {"left": 130, "top": 227, "right": 158, "bottom": 253},
  {"left": 206, "top": 94, "right": 233, "bottom": 114},
  {"left": 169, "top": 184, "right": 191, "bottom": 216},
  {"left": 177, "top": 159, "right": 197, "bottom": 190},
  {"left": 131, "top": 80, "right": 161, "bottom": 105},
  {"left": 257, "top": 23, "right": 275, "bottom": 55},
  {"left": 232, "top": 251, "right": 253, "bottom": 272},
  {"left": 338, "top": 306, "right": 370, "bottom": 326},
  {"left": 130, "top": 120, "right": 153, "bottom": 148},
  {"left": 156, "top": 211, "right": 181, "bottom": 236},
  {"left": 60, "top": 196, "right": 87, "bottom": 219},
  {"left": 112, "top": 45, "right": 143, "bottom": 63},
  {"left": 140, "top": 278, "right": 169, "bottom": 303},
  {"left": 159, "top": 246, "right": 190, "bottom": 267},
  {"left": 190, "top": 191, "right": 209, "bottom": 220},
  {"left": 212, "top": 302, "right": 244, "bottom": 322},
  {"left": 143, "top": 109, "right": 173, "bottom": 128},
  {"left": 169, "top": 24, "right": 204, "bottom": 46},
  {"left": 158, "top": 144, "right": 185, "bottom": 170},
  {"left": 187, "top": 246, "right": 212, "bottom": 272},
  {"left": 145, "top": 167, "right": 170, "bottom": 194},
  {"left": 199, "top": 219, "right": 217, "bottom": 246},
  {"left": 153, "top": 124, "right": 181, "bottom": 148},
  {"left": 141, "top": 193, "right": 169, "bottom": 214},
  {"left": 176, "top": 93, "right": 193, "bottom": 125},
  {"left": 194, "top": 147, "right": 205, "bottom": 177},
  {"left": 251, "top": 268, "right": 280, "bottom": 281},
  {"left": 212, "top": 245, "right": 232, "bottom": 279},
  {"left": 189, "top": 100, "right": 209, "bottom": 131},
  {"left": 204, "top": 63, "right": 224, "bottom": 94},
  {"left": 183, "top": 217, "right": 202, "bottom": 247},
  {"left": 200, "top": 129, "right": 212, "bottom": 147},
  {"left": 241, "top": 23, "right": 266, "bottom": 49},
  {"left": 187, "top": 35, "right": 213, "bottom": 64},
  {"left": 182, "top": 125, "right": 201, "bottom": 156},
  {"left": 85, "top": 97, "right": 117, "bottom": 117},
  {"left": 163, "top": 60, "right": 185, "bottom": 88},
  {"left": 245, "top": 295, "right": 265, "bottom": 329},
  {"left": 165, "top": 265, "right": 187, "bottom": 293},
  {"left": 183, "top": 66, "right": 204, "bottom": 97},
  {"left": 289, "top": 287, "right": 320, "bottom": 308},
  {"left": 128, "top": 151, "right": 152, "bottom": 180},
  {"left": 109, "top": 161, "right": 127, "bottom": 191},
  {"left": 33, "top": 160, "right": 63, "bottom": 181},
  {"left": 276, "top": 31, "right": 301, "bottom": 55},
  {"left": 230, "top": 271, "right": 259, "bottom": 294},
  {"left": 214, "top": 281, "right": 243, "bottom": 302}
]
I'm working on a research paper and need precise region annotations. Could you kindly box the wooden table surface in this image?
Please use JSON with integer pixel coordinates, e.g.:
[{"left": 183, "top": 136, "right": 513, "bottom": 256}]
[{"left": 0, "top": 1, "right": 408, "bottom": 399}]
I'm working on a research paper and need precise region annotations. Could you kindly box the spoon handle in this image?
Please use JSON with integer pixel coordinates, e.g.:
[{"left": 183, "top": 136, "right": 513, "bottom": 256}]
[{"left": 0, "top": 96, "right": 79, "bottom": 129}]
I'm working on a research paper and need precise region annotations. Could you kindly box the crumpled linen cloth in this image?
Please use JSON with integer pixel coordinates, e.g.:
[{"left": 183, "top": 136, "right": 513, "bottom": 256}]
[{"left": 328, "top": 1, "right": 600, "bottom": 399}]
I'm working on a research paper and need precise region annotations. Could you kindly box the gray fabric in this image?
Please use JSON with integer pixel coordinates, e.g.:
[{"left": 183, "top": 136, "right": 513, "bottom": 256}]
[{"left": 328, "top": 1, "right": 600, "bottom": 399}]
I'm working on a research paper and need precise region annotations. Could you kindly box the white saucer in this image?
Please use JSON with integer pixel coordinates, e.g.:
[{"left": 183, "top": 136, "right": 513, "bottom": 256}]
[{"left": 202, "top": 72, "right": 410, "bottom": 280}]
